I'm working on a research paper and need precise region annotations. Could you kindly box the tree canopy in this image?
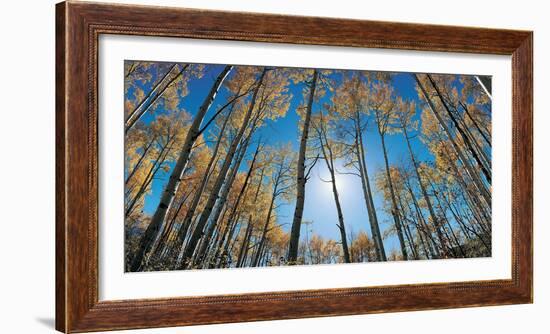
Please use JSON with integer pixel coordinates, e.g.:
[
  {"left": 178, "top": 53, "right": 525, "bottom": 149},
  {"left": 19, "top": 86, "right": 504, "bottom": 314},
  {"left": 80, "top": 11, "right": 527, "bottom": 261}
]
[{"left": 124, "top": 61, "right": 492, "bottom": 271}]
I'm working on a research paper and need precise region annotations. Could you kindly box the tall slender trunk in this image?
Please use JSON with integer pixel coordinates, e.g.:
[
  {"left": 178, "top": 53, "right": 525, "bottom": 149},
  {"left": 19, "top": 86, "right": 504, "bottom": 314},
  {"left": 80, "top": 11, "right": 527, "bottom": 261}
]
[
  {"left": 196, "top": 142, "right": 260, "bottom": 266},
  {"left": 378, "top": 134, "right": 408, "bottom": 260},
  {"left": 236, "top": 168, "right": 265, "bottom": 267},
  {"left": 397, "top": 193, "right": 419, "bottom": 259},
  {"left": 125, "top": 64, "right": 189, "bottom": 133},
  {"left": 402, "top": 128, "right": 449, "bottom": 257},
  {"left": 439, "top": 190, "right": 473, "bottom": 240},
  {"left": 191, "top": 136, "right": 247, "bottom": 265},
  {"left": 437, "top": 135, "right": 491, "bottom": 230},
  {"left": 125, "top": 134, "right": 157, "bottom": 184},
  {"left": 288, "top": 70, "right": 318, "bottom": 264},
  {"left": 192, "top": 114, "right": 262, "bottom": 263},
  {"left": 404, "top": 178, "right": 439, "bottom": 259},
  {"left": 452, "top": 103, "right": 491, "bottom": 171},
  {"left": 211, "top": 211, "right": 236, "bottom": 268},
  {"left": 125, "top": 62, "right": 139, "bottom": 78},
  {"left": 402, "top": 197, "right": 429, "bottom": 259},
  {"left": 430, "top": 185, "right": 466, "bottom": 257},
  {"left": 201, "top": 206, "right": 229, "bottom": 268},
  {"left": 256, "top": 241, "right": 269, "bottom": 266},
  {"left": 251, "top": 167, "right": 281, "bottom": 267},
  {"left": 129, "top": 65, "right": 233, "bottom": 271},
  {"left": 426, "top": 74, "right": 491, "bottom": 183},
  {"left": 172, "top": 105, "right": 234, "bottom": 257},
  {"left": 330, "top": 175, "right": 351, "bottom": 263},
  {"left": 414, "top": 74, "right": 491, "bottom": 207},
  {"left": 354, "top": 113, "right": 387, "bottom": 261},
  {"left": 237, "top": 220, "right": 254, "bottom": 267},
  {"left": 219, "top": 211, "right": 243, "bottom": 267},
  {"left": 125, "top": 63, "right": 177, "bottom": 126},
  {"left": 125, "top": 137, "right": 174, "bottom": 218},
  {"left": 251, "top": 194, "right": 276, "bottom": 267},
  {"left": 459, "top": 101, "right": 491, "bottom": 148},
  {"left": 316, "top": 112, "right": 351, "bottom": 263},
  {"left": 443, "top": 190, "right": 490, "bottom": 250},
  {"left": 179, "top": 68, "right": 266, "bottom": 269},
  {"left": 448, "top": 103, "right": 491, "bottom": 176},
  {"left": 151, "top": 183, "right": 196, "bottom": 258}
]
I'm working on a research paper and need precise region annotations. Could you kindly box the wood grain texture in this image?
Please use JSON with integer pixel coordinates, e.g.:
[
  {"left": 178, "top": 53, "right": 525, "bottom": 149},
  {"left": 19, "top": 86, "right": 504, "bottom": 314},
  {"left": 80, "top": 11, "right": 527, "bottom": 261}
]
[
  {"left": 55, "top": 2, "right": 67, "bottom": 331},
  {"left": 55, "top": 1, "right": 533, "bottom": 332}
]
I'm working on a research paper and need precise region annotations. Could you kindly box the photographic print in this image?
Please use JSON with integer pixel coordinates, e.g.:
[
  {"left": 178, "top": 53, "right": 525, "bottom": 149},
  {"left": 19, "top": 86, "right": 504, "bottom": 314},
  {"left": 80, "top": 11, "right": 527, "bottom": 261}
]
[{"left": 124, "top": 61, "right": 492, "bottom": 272}]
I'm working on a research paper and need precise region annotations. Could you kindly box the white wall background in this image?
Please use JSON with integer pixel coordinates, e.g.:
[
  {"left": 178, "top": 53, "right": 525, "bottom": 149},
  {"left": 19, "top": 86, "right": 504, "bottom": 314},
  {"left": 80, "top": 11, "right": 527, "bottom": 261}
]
[{"left": 0, "top": 0, "right": 546, "bottom": 333}]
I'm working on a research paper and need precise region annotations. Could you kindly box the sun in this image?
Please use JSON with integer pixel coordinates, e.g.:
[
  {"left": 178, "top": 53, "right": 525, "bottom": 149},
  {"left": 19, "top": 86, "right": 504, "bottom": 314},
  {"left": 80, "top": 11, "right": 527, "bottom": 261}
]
[{"left": 321, "top": 172, "right": 346, "bottom": 193}]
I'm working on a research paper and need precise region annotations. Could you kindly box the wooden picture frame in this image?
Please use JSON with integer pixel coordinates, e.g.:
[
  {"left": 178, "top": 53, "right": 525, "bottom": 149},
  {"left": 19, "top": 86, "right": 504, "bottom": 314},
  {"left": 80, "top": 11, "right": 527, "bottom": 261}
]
[{"left": 56, "top": 1, "right": 533, "bottom": 332}]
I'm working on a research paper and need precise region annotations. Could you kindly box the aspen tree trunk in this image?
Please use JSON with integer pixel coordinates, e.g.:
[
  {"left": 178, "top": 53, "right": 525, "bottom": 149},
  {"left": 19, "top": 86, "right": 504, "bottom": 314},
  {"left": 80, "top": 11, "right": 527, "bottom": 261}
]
[
  {"left": 257, "top": 242, "right": 269, "bottom": 266},
  {"left": 402, "top": 197, "right": 431, "bottom": 259},
  {"left": 437, "top": 136, "right": 491, "bottom": 228},
  {"left": 439, "top": 190, "right": 473, "bottom": 240},
  {"left": 450, "top": 103, "right": 491, "bottom": 172},
  {"left": 125, "top": 61, "right": 139, "bottom": 78},
  {"left": 397, "top": 194, "right": 419, "bottom": 259},
  {"left": 236, "top": 168, "right": 265, "bottom": 267},
  {"left": 316, "top": 113, "right": 351, "bottom": 263},
  {"left": 251, "top": 194, "right": 276, "bottom": 267},
  {"left": 439, "top": 204, "right": 466, "bottom": 257},
  {"left": 354, "top": 116, "right": 387, "bottom": 261},
  {"left": 378, "top": 134, "right": 409, "bottom": 260},
  {"left": 443, "top": 191, "right": 490, "bottom": 251},
  {"left": 192, "top": 138, "right": 248, "bottom": 265},
  {"left": 201, "top": 207, "right": 229, "bottom": 268},
  {"left": 426, "top": 74, "right": 491, "bottom": 183},
  {"left": 350, "top": 75, "right": 385, "bottom": 261},
  {"left": 231, "top": 222, "right": 248, "bottom": 254},
  {"left": 330, "top": 173, "right": 352, "bottom": 263},
  {"left": 193, "top": 114, "right": 263, "bottom": 263},
  {"left": 216, "top": 159, "right": 263, "bottom": 266},
  {"left": 414, "top": 74, "right": 491, "bottom": 207},
  {"left": 125, "top": 64, "right": 189, "bottom": 133},
  {"left": 426, "top": 178, "right": 466, "bottom": 257},
  {"left": 459, "top": 190, "right": 491, "bottom": 236},
  {"left": 125, "top": 63, "right": 177, "bottom": 127},
  {"left": 464, "top": 121, "right": 491, "bottom": 175},
  {"left": 125, "top": 137, "right": 174, "bottom": 218},
  {"left": 459, "top": 101, "right": 491, "bottom": 148},
  {"left": 404, "top": 222, "right": 419, "bottom": 260},
  {"left": 211, "top": 213, "right": 234, "bottom": 267},
  {"left": 452, "top": 184, "right": 490, "bottom": 244},
  {"left": 403, "top": 198, "right": 430, "bottom": 259},
  {"left": 208, "top": 211, "right": 229, "bottom": 262},
  {"left": 224, "top": 212, "right": 244, "bottom": 265},
  {"left": 404, "top": 178, "right": 439, "bottom": 259},
  {"left": 196, "top": 142, "right": 260, "bottom": 266},
  {"left": 359, "top": 139, "right": 383, "bottom": 255},
  {"left": 460, "top": 175, "right": 491, "bottom": 232},
  {"left": 129, "top": 65, "right": 232, "bottom": 271},
  {"left": 288, "top": 70, "right": 318, "bottom": 264},
  {"left": 251, "top": 163, "right": 282, "bottom": 267},
  {"left": 207, "top": 123, "right": 262, "bottom": 265},
  {"left": 402, "top": 127, "right": 449, "bottom": 257},
  {"left": 125, "top": 134, "right": 157, "bottom": 184},
  {"left": 237, "top": 220, "right": 254, "bottom": 267},
  {"left": 179, "top": 69, "right": 266, "bottom": 269},
  {"left": 172, "top": 105, "right": 234, "bottom": 256},
  {"left": 415, "top": 224, "right": 431, "bottom": 259},
  {"left": 151, "top": 184, "right": 196, "bottom": 258}
]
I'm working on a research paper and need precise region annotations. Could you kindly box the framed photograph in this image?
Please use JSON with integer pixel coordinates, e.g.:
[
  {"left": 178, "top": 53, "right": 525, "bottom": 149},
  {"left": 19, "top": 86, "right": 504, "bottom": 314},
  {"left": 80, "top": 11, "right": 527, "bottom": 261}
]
[{"left": 56, "top": 1, "right": 532, "bottom": 332}]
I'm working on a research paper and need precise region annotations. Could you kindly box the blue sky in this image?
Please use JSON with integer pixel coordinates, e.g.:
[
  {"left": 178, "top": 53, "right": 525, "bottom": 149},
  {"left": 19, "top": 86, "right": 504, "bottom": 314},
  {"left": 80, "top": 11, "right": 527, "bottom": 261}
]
[{"left": 129, "top": 62, "right": 441, "bottom": 254}]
